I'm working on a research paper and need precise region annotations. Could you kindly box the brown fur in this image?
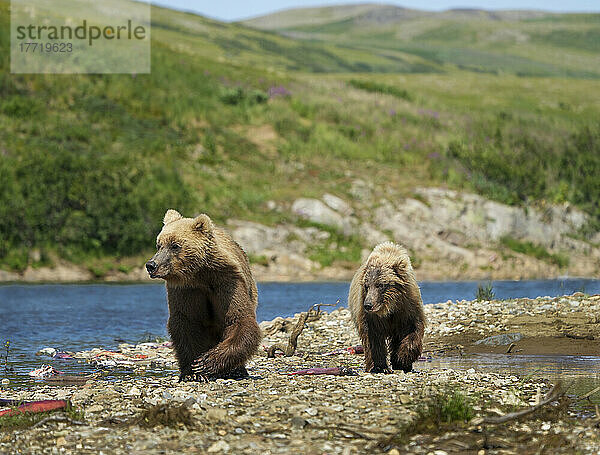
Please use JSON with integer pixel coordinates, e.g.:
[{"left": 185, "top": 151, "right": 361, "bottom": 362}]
[
  {"left": 146, "top": 210, "right": 261, "bottom": 381},
  {"left": 348, "top": 242, "right": 426, "bottom": 373}
]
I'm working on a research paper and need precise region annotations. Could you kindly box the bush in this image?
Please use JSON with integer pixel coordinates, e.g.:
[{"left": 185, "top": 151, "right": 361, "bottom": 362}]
[
  {"left": 219, "top": 87, "right": 245, "bottom": 105},
  {"left": 219, "top": 87, "right": 268, "bottom": 106},
  {"left": 348, "top": 79, "right": 412, "bottom": 101},
  {"left": 0, "top": 148, "right": 194, "bottom": 266},
  {"left": 440, "top": 124, "right": 600, "bottom": 229},
  {"left": 390, "top": 388, "right": 475, "bottom": 445}
]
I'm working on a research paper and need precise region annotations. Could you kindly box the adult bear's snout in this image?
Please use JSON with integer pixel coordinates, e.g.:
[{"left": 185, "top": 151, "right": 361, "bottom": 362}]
[{"left": 146, "top": 260, "right": 157, "bottom": 275}]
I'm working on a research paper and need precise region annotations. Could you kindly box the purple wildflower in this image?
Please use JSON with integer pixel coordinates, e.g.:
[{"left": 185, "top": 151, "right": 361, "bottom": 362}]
[
  {"left": 268, "top": 85, "right": 291, "bottom": 98},
  {"left": 418, "top": 109, "right": 440, "bottom": 119}
]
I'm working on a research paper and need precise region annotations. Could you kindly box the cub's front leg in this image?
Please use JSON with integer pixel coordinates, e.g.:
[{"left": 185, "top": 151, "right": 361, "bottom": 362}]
[{"left": 358, "top": 313, "right": 392, "bottom": 374}]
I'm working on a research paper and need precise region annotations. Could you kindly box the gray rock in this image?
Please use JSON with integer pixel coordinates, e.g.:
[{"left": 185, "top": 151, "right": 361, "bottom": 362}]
[
  {"left": 349, "top": 179, "right": 372, "bottom": 201},
  {"left": 229, "top": 221, "right": 288, "bottom": 256},
  {"left": 291, "top": 198, "right": 353, "bottom": 234},
  {"left": 322, "top": 193, "right": 352, "bottom": 215},
  {"left": 358, "top": 223, "right": 389, "bottom": 247},
  {"left": 474, "top": 332, "right": 523, "bottom": 346},
  {"left": 291, "top": 416, "right": 307, "bottom": 429}
]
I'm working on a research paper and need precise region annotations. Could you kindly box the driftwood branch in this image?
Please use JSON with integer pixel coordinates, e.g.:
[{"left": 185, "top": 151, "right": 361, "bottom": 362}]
[
  {"left": 266, "top": 301, "right": 339, "bottom": 358},
  {"left": 283, "top": 311, "right": 310, "bottom": 356},
  {"left": 483, "top": 383, "right": 565, "bottom": 424},
  {"left": 267, "top": 311, "right": 310, "bottom": 357}
]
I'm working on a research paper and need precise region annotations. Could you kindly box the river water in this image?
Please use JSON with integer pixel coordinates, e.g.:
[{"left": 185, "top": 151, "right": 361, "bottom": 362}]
[{"left": 1, "top": 279, "right": 599, "bottom": 392}]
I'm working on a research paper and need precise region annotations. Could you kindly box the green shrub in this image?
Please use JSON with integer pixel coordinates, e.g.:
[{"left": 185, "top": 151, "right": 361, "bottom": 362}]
[
  {"left": 1, "top": 96, "right": 40, "bottom": 117},
  {"left": 440, "top": 125, "right": 600, "bottom": 228},
  {"left": 219, "top": 87, "right": 268, "bottom": 106},
  {"left": 348, "top": 79, "right": 412, "bottom": 101},
  {"left": 391, "top": 388, "right": 475, "bottom": 444},
  {"left": 219, "top": 87, "right": 245, "bottom": 105}
]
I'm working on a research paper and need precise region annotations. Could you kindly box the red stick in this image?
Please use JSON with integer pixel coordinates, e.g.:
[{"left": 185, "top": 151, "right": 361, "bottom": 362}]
[{"left": 0, "top": 400, "right": 68, "bottom": 417}]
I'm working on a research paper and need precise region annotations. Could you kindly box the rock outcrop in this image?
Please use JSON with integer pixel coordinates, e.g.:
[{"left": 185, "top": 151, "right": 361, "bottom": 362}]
[{"left": 2, "top": 187, "right": 598, "bottom": 282}]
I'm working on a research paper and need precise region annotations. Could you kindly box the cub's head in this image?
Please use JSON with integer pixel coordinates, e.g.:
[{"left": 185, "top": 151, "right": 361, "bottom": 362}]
[
  {"left": 361, "top": 243, "right": 413, "bottom": 316},
  {"left": 145, "top": 209, "right": 214, "bottom": 282}
]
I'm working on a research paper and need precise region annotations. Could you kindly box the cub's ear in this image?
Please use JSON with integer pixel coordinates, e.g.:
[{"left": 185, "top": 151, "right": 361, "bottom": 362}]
[
  {"left": 164, "top": 209, "right": 183, "bottom": 225},
  {"left": 193, "top": 214, "right": 213, "bottom": 235},
  {"left": 393, "top": 257, "right": 411, "bottom": 278}
]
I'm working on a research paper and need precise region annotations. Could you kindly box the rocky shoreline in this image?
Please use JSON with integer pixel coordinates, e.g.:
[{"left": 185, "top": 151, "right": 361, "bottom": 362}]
[
  {"left": 1, "top": 294, "right": 600, "bottom": 454},
  {"left": 1, "top": 262, "right": 598, "bottom": 285},
  {"left": 2, "top": 187, "right": 599, "bottom": 283}
]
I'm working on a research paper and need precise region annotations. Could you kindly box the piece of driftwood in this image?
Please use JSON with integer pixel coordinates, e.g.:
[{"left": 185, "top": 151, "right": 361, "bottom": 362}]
[
  {"left": 262, "top": 319, "right": 293, "bottom": 337},
  {"left": 266, "top": 302, "right": 338, "bottom": 358},
  {"left": 267, "top": 311, "right": 310, "bottom": 358},
  {"left": 483, "top": 383, "right": 565, "bottom": 424}
]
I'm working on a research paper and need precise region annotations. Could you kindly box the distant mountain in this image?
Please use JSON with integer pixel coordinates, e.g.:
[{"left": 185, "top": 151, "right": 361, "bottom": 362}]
[{"left": 242, "top": 3, "right": 600, "bottom": 79}]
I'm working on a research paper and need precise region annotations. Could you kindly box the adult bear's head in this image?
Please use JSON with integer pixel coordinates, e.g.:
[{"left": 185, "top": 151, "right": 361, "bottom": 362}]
[{"left": 146, "top": 209, "right": 215, "bottom": 282}]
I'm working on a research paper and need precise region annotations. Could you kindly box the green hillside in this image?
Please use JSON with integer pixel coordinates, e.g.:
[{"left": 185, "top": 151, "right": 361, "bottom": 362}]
[
  {"left": 0, "top": 2, "right": 599, "bottom": 275},
  {"left": 243, "top": 4, "right": 600, "bottom": 79}
]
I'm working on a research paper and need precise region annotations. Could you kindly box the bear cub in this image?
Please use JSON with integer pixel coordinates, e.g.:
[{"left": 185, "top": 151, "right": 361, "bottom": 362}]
[
  {"left": 348, "top": 242, "right": 425, "bottom": 373},
  {"left": 146, "top": 209, "right": 261, "bottom": 381}
]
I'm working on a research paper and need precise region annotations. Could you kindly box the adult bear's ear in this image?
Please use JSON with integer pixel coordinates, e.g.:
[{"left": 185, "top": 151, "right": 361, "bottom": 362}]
[
  {"left": 164, "top": 209, "right": 183, "bottom": 225},
  {"left": 193, "top": 214, "right": 213, "bottom": 235}
]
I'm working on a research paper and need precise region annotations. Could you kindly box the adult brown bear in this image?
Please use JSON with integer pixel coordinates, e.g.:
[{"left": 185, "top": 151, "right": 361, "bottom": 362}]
[
  {"left": 146, "top": 209, "right": 261, "bottom": 381},
  {"left": 348, "top": 242, "right": 425, "bottom": 373}
]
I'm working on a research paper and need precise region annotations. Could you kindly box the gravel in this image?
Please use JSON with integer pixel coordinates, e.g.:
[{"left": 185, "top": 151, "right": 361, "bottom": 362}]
[{"left": 1, "top": 293, "right": 599, "bottom": 454}]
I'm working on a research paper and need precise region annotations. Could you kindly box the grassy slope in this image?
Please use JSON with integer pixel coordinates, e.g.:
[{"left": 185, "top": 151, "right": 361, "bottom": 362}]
[
  {"left": 0, "top": 2, "right": 599, "bottom": 274},
  {"left": 243, "top": 4, "right": 600, "bottom": 79}
]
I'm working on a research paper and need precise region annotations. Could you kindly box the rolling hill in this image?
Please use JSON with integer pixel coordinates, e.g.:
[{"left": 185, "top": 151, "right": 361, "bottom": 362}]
[{"left": 243, "top": 3, "right": 600, "bottom": 79}]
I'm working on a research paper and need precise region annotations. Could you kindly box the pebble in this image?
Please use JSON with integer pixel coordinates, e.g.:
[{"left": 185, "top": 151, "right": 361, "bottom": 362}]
[
  {"left": 399, "top": 394, "right": 411, "bottom": 404},
  {"left": 55, "top": 437, "right": 67, "bottom": 447},
  {"left": 207, "top": 440, "right": 230, "bottom": 453}
]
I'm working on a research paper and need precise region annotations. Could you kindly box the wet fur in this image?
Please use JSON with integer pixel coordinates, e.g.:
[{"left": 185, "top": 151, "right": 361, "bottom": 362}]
[
  {"left": 348, "top": 242, "right": 426, "bottom": 373},
  {"left": 148, "top": 210, "right": 261, "bottom": 381}
]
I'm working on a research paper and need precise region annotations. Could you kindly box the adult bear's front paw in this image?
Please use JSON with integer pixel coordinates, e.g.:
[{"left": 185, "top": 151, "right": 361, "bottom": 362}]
[{"left": 191, "top": 354, "right": 216, "bottom": 377}]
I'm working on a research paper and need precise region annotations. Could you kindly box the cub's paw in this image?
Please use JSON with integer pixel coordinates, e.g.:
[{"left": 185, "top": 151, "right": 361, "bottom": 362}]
[
  {"left": 179, "top": 372, "right": 210, "bottom": 383},
  {"left": 368, "top": 365, "right": 393, "bottom": 374},
  {"left": 391, "top": 361, "right": 414, "bottom": 373}
]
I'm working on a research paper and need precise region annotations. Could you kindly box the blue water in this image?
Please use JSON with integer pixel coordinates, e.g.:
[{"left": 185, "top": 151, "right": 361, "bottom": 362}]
[{"left": 0, "top": 279, "right": 599, "bottom": 383}]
